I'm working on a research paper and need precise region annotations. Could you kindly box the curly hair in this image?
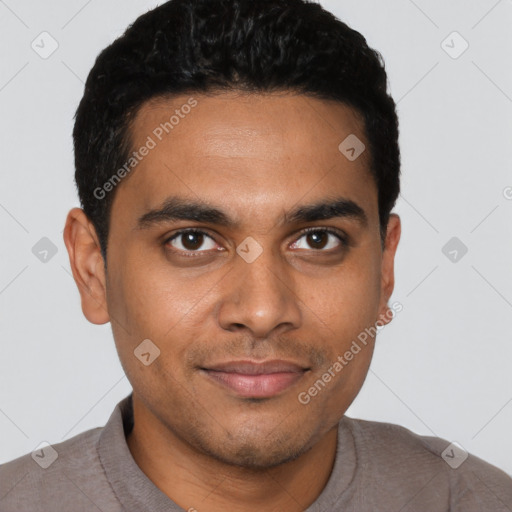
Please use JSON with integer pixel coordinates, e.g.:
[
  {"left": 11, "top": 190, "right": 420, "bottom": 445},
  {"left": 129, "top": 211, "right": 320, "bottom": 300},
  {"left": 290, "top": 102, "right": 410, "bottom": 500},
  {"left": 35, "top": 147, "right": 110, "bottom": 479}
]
[{"left": 73, "top": 0, "right": 400, "bottom": 261}]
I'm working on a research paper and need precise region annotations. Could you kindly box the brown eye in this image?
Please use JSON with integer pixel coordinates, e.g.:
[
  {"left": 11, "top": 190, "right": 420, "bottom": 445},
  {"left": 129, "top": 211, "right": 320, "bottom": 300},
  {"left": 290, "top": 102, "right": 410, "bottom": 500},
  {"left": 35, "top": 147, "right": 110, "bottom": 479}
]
[
  {"left": 181, "top": 232, "right": 204, "bottom": 250},
  {"left": 291, "top": 229, "right": 347, "bottom": 251},
  {"left": 166, "top": 230, "right": 217, "bottom": 253},
  {"left": 306, "top": 231, "right": 329, "bottom": 250}
]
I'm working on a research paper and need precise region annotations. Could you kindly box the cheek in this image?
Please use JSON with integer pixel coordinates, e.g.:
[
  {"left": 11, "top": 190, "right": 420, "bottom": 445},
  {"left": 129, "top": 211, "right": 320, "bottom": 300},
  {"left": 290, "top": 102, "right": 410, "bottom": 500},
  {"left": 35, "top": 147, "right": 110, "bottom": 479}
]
[
  {"left": 107, "top": 258, "right": 218, "bottom": 377},
  {"left": 109, "top": 256, "right": 197, "bottom": 332},
  {"left": 304, "top": 256, "right": 381, "bottom": 336}
]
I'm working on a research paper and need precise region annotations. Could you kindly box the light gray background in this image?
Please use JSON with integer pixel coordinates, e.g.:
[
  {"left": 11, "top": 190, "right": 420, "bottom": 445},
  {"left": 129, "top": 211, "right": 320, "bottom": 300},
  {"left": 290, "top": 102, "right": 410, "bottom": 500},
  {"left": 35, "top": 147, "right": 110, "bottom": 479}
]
[{"left": 1, "top": 0, "right": 511, "bottom": 476}]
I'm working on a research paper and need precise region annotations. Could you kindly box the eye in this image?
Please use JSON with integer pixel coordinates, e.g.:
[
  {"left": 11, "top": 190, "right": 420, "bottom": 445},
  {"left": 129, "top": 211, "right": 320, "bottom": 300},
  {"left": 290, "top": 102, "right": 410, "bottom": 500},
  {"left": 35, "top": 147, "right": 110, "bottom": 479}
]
[
  {"left": 164, "top": 227, "right": 348, "bottom": 257},
  {"left": 290, "top": 228, "right": 348, "bottom": 251},
  {"left": 165, "top": 229, "right": 218, "bottom": 254}
]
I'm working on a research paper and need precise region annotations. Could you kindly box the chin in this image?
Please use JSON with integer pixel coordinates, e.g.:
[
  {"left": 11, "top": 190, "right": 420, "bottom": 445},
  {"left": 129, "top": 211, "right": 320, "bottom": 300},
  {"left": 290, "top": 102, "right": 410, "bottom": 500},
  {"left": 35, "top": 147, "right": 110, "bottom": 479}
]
[{"left": 195, "top": 428, "right": 315, "bottom": 470}]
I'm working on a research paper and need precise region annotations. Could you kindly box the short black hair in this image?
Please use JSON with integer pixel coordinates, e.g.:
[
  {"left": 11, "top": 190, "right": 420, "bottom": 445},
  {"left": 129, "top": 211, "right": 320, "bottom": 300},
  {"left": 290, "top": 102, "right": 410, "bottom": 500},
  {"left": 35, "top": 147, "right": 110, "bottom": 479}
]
[{"left": 73, "top": 0, "right": 400, "bottom": 262}]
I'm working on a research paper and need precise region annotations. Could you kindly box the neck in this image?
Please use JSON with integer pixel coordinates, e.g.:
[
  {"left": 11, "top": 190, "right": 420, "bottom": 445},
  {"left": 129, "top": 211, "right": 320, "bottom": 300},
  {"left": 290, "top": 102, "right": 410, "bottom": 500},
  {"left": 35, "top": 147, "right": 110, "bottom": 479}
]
[{"left": 126, "top": 396, "right": 338, "bottom": 512}]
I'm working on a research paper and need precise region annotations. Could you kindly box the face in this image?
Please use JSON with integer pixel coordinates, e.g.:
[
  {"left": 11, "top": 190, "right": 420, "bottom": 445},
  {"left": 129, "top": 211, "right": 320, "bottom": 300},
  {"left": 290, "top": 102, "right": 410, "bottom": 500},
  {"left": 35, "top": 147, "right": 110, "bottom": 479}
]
[{"left": 66, "top": 91, "right": 400, "bottom": 469}]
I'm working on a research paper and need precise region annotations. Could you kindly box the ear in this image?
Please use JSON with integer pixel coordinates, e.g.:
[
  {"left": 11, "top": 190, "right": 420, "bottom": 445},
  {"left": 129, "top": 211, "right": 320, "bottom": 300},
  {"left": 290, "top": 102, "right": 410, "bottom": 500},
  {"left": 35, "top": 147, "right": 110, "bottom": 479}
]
[
  {"left": 63, "top": 207, "right": 110, "bottom": 325},
  {"left": 376, "top": 213, "right": 401, "bottom": 327}
]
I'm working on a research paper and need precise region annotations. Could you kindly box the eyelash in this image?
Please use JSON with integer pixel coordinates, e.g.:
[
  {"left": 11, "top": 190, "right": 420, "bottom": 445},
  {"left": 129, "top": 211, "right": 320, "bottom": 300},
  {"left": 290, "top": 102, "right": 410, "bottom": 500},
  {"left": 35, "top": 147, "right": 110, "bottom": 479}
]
[{"left": 164, "top": 227, "right": 349, "bottom": 257}]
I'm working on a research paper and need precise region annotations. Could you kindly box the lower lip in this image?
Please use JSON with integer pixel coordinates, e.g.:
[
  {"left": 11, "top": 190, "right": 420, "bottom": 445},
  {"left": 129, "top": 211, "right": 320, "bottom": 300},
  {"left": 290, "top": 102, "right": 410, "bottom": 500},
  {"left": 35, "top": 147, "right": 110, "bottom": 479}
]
[{"left": 202, "top": 370, "right": 305, "bottom": 398}]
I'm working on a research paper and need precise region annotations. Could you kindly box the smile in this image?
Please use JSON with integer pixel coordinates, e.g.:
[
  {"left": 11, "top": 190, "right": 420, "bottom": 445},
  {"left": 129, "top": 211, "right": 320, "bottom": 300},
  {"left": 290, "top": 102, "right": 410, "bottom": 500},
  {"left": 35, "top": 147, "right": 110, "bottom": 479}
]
[{"left": 200, "top": 359, "right": 309, "bottom": 399}]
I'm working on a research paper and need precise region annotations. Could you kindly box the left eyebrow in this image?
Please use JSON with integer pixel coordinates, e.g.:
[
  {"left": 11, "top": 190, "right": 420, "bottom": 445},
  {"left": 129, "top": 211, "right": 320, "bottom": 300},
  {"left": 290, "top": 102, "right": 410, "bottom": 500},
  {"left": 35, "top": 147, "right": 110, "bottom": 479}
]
[
  {"left": 135, "top": 195, "right": 368, "bottom": 230},
  {"left": 282, "top": 197, "right": 368, "bottom": 228}
]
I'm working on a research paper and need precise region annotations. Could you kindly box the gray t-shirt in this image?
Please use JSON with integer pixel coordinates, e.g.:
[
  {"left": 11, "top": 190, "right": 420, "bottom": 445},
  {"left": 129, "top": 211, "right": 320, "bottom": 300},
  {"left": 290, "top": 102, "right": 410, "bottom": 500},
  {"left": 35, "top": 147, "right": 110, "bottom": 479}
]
[{"left": 1, "top": 393, "right": 511, "bottom": 511}]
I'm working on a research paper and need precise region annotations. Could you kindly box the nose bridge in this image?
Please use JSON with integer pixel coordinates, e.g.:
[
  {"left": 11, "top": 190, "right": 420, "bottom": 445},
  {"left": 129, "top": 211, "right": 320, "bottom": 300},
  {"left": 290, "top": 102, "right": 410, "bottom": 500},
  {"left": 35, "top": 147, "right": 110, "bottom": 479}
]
[{"left": 217, "top": 241, "right": 302, "bottom": 337}]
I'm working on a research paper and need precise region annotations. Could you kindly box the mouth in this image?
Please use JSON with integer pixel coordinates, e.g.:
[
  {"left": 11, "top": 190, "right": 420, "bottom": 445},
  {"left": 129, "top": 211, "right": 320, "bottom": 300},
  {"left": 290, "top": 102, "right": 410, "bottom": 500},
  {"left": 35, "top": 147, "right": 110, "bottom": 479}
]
[{"left": 199, "top": 360, "right": 310, "bottom": 399}]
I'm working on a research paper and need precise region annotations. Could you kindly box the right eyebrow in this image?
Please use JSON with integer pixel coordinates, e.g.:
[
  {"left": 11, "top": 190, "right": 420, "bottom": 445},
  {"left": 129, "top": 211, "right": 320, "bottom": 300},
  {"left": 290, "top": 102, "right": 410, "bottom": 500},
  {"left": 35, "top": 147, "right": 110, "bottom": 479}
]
[{"left": 135, "top": 196, "right": 238, "bottom": 230}]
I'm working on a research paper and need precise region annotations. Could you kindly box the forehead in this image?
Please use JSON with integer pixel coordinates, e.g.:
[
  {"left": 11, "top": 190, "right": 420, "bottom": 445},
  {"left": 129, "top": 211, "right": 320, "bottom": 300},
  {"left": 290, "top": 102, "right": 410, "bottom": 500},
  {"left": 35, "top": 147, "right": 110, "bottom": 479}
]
[{"left": 113, "top": 91, "right": 377, "bottom": 227}]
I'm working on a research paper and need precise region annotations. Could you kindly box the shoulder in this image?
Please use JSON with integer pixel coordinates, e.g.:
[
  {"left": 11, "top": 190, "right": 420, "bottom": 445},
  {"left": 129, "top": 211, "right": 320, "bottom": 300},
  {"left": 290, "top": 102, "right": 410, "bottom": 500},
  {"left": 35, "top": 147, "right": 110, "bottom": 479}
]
[
  {"left": 0, "top": 427, "right": 121, "bottom": 512},
  {"left": 342, "top": 416, "right": 512, "bottom": 510}
]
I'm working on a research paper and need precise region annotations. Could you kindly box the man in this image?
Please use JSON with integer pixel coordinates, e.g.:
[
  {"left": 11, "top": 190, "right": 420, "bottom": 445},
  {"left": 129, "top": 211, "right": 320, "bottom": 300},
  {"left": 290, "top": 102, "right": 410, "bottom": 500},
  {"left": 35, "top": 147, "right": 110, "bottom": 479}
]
[{"left": 1, "top": 0, "right": 511, "bottom": 510}]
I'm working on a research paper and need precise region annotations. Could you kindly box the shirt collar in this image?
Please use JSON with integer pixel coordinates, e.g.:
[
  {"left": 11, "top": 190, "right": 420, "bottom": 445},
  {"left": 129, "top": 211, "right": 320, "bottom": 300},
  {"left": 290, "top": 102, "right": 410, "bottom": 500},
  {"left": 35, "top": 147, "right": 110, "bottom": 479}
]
[{"left": 97, "top": 392, "right": 357, "bottom": 511}]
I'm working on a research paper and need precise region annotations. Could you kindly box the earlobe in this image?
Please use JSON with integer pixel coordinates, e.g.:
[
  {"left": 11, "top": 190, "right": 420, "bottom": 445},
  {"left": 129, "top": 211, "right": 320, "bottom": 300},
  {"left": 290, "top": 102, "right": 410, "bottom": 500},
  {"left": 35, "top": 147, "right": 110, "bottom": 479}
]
[
  {"left": 377, "top": 213, "right": 401, "bottom": 326},
  {"left": 63, "top": 208, "right": 110, "bottom": 325}
]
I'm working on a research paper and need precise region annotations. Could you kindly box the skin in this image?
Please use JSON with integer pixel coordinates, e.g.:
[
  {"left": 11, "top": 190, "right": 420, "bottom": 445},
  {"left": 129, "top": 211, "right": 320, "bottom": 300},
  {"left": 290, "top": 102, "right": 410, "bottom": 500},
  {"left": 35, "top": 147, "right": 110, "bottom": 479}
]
[{"left": 63, "top": 91, "right": 401, "bottom": 511}]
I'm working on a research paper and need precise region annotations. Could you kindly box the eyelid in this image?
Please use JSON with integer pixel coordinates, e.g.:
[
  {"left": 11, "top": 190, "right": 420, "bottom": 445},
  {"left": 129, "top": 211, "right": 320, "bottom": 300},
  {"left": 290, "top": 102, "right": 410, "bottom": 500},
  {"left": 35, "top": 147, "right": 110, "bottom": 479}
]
[
  {"left": 164, "top": 226, "right": 349, "bottom": 255},
  {"left": 164, "top": 228, "right": 221, "bottom": 257},
  {"left": 298, "top": 226, "right": 349, "bottom": 246}
]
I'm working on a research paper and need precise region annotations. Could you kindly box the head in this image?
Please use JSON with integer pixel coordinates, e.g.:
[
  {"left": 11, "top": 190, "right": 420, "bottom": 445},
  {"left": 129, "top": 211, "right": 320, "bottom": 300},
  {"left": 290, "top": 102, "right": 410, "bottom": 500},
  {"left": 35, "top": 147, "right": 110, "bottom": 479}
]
[{"left": 64, "top": 0, "right": 401, "bottom": 469}]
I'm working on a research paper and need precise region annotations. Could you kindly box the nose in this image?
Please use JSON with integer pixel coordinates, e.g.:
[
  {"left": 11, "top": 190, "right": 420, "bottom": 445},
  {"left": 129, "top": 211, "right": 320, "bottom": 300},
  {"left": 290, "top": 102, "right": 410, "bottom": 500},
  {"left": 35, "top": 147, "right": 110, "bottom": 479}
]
[{"left": 217, "top": 247, "right": 302, "bottom": 339}]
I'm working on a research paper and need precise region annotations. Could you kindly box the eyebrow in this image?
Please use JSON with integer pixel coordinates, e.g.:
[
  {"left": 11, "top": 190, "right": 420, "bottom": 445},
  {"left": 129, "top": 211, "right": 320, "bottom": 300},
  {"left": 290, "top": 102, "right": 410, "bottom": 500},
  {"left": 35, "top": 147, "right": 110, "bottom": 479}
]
[{"left": 135, "top": 195, "right": 368, "bottom": 230}]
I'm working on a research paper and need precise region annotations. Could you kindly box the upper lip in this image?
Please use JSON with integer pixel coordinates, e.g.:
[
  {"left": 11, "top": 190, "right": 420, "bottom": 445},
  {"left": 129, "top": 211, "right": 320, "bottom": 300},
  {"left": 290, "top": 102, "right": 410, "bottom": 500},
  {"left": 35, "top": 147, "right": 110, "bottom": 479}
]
[{"left": 202, "top": 359, "right": 309, "bottom": 375}]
